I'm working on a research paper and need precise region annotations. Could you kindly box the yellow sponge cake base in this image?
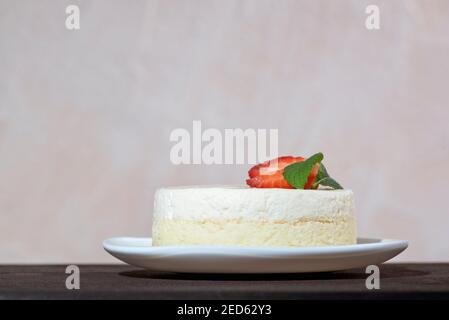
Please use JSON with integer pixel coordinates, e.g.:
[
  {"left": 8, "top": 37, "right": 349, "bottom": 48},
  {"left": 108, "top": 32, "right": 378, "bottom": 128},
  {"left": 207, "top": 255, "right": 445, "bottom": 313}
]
[{"left": 153, "top": 216, "right": 356, "bottom": 247}]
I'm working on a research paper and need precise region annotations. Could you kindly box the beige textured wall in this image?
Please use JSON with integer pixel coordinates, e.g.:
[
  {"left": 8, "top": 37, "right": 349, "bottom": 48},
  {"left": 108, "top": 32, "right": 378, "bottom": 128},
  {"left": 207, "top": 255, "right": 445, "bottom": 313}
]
[{"left": 1, "top": 0, "right": 448, "bottom": 263}]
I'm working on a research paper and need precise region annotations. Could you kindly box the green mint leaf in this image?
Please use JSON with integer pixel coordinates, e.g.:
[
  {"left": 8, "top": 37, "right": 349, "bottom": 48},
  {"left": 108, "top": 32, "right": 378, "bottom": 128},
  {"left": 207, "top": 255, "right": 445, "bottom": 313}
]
[
  {"left": 314, "top": 177, "right": 343, "bottom": 189},
  {"left": 312, "top": 162, "right": 344, "bottom": 189},
  {"left": 283, "top": 152, "right": 324, "bottom": 189},
  {"left": 316, "top": 163, "right": 330, "bottom": 181}
]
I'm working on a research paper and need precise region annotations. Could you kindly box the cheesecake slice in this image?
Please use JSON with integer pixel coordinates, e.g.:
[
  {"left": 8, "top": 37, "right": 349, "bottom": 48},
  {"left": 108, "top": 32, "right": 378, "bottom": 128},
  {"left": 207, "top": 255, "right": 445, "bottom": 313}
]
[{"left": 152, "top": 186, "right": 356, "bottom": 247}]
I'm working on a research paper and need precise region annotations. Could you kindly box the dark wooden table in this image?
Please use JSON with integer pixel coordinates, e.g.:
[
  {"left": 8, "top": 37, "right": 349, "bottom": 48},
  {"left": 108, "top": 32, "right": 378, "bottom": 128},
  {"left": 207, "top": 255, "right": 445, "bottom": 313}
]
[{"left": 0, "top": 264, "right": 448, "bottom": 300}]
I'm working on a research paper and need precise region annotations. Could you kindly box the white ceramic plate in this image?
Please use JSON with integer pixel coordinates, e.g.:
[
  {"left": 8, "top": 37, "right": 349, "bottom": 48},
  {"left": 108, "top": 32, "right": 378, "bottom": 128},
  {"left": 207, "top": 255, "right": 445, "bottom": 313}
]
[{"left": 103, "top": 237, "right": 408, "bottom": 274}]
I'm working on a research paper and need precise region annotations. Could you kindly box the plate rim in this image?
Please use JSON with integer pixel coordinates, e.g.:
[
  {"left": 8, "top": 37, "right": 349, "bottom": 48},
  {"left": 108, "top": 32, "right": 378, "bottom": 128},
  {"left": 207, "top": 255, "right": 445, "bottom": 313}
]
[{"left": 103, "top": 236, "right": 408, "bottom": 256}]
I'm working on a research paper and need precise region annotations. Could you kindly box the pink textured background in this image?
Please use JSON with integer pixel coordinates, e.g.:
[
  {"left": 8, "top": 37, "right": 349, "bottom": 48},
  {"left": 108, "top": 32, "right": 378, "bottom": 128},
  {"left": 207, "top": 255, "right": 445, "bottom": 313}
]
[{"left": 0, "top": 0, "right": 448, "bottom": 263}]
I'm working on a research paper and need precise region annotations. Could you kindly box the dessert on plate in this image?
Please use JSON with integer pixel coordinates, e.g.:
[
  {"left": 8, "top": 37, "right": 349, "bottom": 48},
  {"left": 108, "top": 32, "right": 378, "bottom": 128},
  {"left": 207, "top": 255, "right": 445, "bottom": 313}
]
[{"left": 152, "top": 153, "right": 356, "bottom": 247}]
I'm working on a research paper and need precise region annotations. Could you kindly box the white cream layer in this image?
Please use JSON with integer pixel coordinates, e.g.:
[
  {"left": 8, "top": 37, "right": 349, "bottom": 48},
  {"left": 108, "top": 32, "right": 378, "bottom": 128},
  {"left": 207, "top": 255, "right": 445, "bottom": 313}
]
[{"left": 153, "top": 186, "right": 355, "bottom": 221}]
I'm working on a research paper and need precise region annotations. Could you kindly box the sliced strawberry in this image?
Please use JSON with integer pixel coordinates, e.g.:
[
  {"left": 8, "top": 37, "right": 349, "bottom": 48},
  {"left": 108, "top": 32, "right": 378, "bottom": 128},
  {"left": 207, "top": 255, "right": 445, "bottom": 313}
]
[
  {"left": 246, "top": 156, "right": 319, "bottom": 189},
  {"left": 246, "top": 172, "right": 293, "bottom": 189},
  {"left": 248, "top": 156, "right": 304, "bottom": 178}
]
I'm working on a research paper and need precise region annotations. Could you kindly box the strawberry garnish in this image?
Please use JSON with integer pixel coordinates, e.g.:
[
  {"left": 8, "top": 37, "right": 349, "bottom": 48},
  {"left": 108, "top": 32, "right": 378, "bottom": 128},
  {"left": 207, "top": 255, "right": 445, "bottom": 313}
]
[
  {"left": 246, "top": 156, "right": 318, "bottom": 189},
  {"left": 246, "top": 171, "right": 294, "bottom": 188},
  {"left": 248, "top": 156, "right": 304, "bottom": 178}
]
